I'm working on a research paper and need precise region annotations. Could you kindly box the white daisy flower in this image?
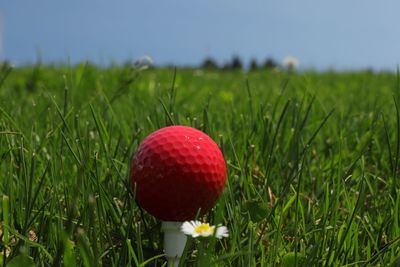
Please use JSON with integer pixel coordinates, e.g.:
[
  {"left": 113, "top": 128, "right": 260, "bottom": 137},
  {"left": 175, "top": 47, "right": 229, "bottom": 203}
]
[{"left": 181, "top": 221, "right": 229, "bottom": 239}]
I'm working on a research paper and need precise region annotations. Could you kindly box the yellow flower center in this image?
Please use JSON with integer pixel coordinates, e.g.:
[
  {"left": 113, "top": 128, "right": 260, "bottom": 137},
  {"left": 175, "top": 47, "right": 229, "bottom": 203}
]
[{"left": 194, "top": 223, "right": 215, "bottom": 234}]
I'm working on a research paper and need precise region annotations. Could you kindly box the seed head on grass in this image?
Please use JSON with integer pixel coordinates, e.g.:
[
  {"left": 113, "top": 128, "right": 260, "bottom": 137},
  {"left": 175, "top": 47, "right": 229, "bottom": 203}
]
[{"left": 28, "top": 230, "right": 37, "bottom": 242}]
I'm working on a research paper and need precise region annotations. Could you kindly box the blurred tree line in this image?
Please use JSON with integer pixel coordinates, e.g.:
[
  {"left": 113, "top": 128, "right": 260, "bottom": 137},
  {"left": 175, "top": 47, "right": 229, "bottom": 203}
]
[{"left": 201, "top": 55, "right": 278, "bottom": 71}]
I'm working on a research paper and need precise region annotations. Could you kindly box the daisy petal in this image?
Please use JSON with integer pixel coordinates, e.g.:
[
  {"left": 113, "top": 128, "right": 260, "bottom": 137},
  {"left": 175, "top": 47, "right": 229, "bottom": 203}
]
[{"left": 181, "top": 221, "right": 195, "bottom": 235}]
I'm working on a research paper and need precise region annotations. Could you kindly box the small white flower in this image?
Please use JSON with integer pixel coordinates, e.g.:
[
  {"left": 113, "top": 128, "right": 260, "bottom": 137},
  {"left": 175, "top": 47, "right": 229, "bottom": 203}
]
[
  {"left": 181, "top": 221, "right": 229, "bottom": 239},
  {"left": 134, "top": 55, "right": 153, "bottom": 70},
  {"left": 282, "top": 55, "right": 299, "bottom": 70}
]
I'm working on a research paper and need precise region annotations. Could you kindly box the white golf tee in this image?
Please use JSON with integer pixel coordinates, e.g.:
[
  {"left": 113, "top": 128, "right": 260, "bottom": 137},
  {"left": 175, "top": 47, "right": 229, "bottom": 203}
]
[{"left": 162, "top": 221, "right": 187, "bottom": 267}]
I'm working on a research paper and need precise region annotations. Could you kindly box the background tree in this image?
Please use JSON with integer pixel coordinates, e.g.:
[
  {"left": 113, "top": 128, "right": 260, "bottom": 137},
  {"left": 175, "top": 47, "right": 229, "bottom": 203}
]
[
  {"left": 262, "top": 57, "right": 278, "bottom": 69},
  {"left": 230, "top": 55, "right": 243, "bottom": 70},
  {"left": 222, "top": 55, "right": 243, "bottom": 70},
  {"left": 249, "top": 58, "right": 258, "bottom": 71},
  {"left": 201, "top": 57, "right": 219, "bottom": 69}
]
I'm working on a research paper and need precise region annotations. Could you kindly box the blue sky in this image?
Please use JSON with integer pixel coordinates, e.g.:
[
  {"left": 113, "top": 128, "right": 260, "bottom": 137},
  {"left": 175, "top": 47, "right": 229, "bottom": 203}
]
[{"left": 1, "top": 0, "right": 399, "bottom": 70}]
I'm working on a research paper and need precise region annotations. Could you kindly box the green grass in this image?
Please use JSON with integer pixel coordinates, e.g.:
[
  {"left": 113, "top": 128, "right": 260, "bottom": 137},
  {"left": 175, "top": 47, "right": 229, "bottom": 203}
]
[{"left": 1, "top": 62, "right": 400, "bottom": 266}]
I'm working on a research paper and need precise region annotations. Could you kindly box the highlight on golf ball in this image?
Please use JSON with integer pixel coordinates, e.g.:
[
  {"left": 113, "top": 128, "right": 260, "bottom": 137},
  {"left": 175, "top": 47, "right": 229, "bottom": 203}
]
[{"left": 130, "top": 125, "right": 227, "bottom": 221}]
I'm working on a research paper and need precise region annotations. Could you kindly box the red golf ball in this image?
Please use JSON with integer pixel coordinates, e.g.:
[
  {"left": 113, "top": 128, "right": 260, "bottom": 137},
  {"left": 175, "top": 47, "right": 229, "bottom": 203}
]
[{"left": 130, "top": 125, "right": 227, "bottom": 221}]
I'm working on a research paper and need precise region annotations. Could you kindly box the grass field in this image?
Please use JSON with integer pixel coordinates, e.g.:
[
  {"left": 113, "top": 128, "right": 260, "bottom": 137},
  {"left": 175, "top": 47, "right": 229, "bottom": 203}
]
[{"left": 1, "top": 63, "right": 400, "bottom": 266}]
